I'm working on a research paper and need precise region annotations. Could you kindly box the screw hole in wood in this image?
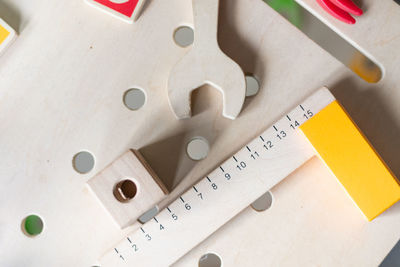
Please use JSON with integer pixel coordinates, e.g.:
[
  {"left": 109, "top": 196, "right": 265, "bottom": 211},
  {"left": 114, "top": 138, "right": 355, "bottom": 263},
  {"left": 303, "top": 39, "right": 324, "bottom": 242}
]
[
  {"left": 245, "top": 74, "right": 260, "bottom": 97},
  {"left": 174, "top": 26, "right": 194, "bottom": 47},
  {"left": 199, "top": 253, "right": 222, "bottom": 267},
  {"left": 21, "top": 214, "right": 44, "bottom": 237},
  {"left": 123, "top": 88, "right": 146, "bottom": 110},
  {"left": 72, "top": 151, "right": 95, "bottom": 174},
  {"left": 114, "top": 179, "right": 138, "bottom": 203},
  {"left": 187, "top": 137, "right": 210, "bottom": 161}
]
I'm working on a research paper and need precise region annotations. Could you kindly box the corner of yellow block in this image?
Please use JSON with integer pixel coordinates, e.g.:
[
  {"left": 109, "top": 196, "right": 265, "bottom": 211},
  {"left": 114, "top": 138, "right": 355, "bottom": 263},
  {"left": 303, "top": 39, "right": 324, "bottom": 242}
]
[
  {"left": 300, "top": 100, "right": 400, "bottom": 221},
  {"left": 0, "top": 24, "right": 10, "bottom": 44}
]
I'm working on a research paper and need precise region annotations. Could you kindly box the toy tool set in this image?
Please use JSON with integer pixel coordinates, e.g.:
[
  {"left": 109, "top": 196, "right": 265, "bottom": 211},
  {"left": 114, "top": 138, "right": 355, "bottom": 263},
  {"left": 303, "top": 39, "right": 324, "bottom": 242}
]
[{"left": 1, "top": 0, "right": 400, "bottom": 266}]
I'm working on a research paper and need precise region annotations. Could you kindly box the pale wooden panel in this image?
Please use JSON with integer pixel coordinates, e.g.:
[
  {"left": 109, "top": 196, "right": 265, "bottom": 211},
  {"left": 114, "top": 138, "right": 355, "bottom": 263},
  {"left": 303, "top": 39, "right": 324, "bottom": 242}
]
[{"left": 0, "top": 0, "right": 398, "bottom": 266}]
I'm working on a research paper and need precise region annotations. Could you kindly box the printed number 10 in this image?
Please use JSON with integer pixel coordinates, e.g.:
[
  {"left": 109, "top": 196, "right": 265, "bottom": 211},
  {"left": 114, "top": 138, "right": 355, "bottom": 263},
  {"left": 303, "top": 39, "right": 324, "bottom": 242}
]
[{"left": 237, "top": 161, "right": 246, "bottom": 171}]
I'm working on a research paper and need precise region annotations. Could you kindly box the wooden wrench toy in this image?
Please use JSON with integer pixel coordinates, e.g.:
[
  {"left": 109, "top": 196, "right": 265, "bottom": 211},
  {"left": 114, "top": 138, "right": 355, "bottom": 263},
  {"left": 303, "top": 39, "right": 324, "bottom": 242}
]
[{"left": 168, "top": 0, "right": 246, "bottom": 120}]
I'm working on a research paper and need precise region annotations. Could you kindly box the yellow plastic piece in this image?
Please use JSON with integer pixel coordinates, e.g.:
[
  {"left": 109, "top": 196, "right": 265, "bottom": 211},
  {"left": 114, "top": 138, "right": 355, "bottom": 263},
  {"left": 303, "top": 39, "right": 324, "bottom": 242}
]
[
  {"left": 300, "top": 100, "right": 400, "bottom": 220},
  {"left": 0, "top": 24, "right": 10, "bottom": 44}
]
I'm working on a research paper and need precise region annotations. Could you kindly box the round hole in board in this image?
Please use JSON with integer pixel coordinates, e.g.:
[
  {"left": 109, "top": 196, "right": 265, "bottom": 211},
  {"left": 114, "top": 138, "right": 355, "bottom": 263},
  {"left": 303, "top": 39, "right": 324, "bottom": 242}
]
[
  {"left": 123, "top": 88, "right": 146, "bottom": 110},
  {"left": 174, "top": 26, "right": 194, "bottom": 47},
  {"left": 199, "top": 253, "right": 222, "bottom": 267},
  {"left": 72, "top": 151, "right": 95, "bottom": 174},
  {"left": 187, "top": 137, "right": 210, "bottom": 161},
  {"left": 251, "top": 191, "right": 273, "bottom": 212},
  {"left": 22, "top": 214, "right": 44, "bottom": 237},
  {"left": 114, "top": 179, "right": 138, "bottom": 203},
  {"left": 245, "top": 74, "right": 260, "bottom": 97}
]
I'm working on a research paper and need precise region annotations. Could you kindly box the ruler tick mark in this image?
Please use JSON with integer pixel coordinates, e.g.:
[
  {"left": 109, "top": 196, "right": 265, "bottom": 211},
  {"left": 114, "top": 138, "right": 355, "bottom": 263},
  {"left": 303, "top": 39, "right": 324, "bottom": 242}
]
[
  {"left": 154, "top": 217, "right": 158, "bottom": 223},
  {"left": 167, "top": 207, "right": 171, "bottom": 213},
  {"left": 260, "top": 136, "right": 265, "bottom": 142},
  {"left": 300, "top": 104, "right": 305, "bottom": 111},
  {"left": 193, "top": 186, "right": 198, "bottom": 192},
  {"left": 114, "top": 248, "right": 119, "bottom": 253},
  {"left": 220, "top": 166, "right": 225, "bottom": 172},
  {"left": 180, "top": 196, "right": 185, "bottom": 203},
  {"left": 286, "top": 115, "right": 291, "bottom": 121},
  {"left": 233, "top": 155, "right": 238, "bottom": 162},
  {"left": 127, "top": 237, "right": 132, "bottom": 243},
  {"left": 246, "top": 146, "right": 251, "bottom": 152},
  {"left": 140, "top": 227, "right": 145, "bottom": 233},
  {"left": 273, "top": 125, "right": 278, "bottom": 131},
  {"left": 206, "top": 176, "right": 212, "bottom": 183}
]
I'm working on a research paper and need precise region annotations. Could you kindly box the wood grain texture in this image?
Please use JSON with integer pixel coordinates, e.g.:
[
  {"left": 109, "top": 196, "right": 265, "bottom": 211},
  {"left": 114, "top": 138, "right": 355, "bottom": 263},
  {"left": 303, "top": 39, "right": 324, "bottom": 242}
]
[{"left": 0, "top": 0, "right": 399, "bottom": 266}]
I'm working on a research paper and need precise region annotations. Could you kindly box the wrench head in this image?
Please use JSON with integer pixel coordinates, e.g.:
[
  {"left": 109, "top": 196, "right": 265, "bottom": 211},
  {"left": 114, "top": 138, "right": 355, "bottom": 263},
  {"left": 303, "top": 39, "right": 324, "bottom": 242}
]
[{"left": 168, "top": 49, "right": 246, "bottom": 120}]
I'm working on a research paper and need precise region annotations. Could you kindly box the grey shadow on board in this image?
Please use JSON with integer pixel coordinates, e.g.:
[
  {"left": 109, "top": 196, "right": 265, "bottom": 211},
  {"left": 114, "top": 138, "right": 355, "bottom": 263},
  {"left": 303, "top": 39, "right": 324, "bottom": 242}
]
[
  {"left": 0, "top": 1, "right": 24, "bottom": 33},
  {"left": 218, "top": 0, "right": 265, "bottom": 112},
  {"left": 350, "top": 0, "right": 366, "bottom": 10},
  {"left": 380, "top": 239, "right": 400, "bottom": 267},
  {"left": 136, "top": 0, "right": 153, "bottom": 19},
  {"left": 139, "top": 89, "right": 219, "bottom": 191},
  {"left": 140, "top": 132, "right": 198, "bottom": 192}
]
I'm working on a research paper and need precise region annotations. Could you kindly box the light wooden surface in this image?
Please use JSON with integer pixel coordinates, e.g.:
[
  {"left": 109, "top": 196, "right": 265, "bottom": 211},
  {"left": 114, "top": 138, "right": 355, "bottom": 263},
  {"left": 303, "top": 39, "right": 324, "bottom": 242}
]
[
  {"left": 0, "top": 0, "right": 399, "bottom": 266},
  {"left": 87, "top": 150, "right": 168, "bottom": 229},
  {"left": 168, "top": 0, "right": 246, "bottom": 120}
]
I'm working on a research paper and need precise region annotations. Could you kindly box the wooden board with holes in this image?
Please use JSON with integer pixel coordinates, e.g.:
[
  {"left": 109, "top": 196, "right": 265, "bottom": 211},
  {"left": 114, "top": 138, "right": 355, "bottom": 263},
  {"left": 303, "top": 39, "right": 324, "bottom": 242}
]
[{"left": 0, "top": 0, "right": 399, "bottom": 266}]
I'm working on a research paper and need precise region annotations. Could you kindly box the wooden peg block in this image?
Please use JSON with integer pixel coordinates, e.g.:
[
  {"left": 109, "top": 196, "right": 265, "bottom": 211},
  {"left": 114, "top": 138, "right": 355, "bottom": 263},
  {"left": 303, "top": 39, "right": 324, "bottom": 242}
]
[
  {"left": 85, "top": 0, "right": 146, "bottom": 23},
  {"left": 87, "top": 150, "right": 168, "bottom": 228},
  {"left": 0, "top": 18, "right": 17, "bottom": 56}
]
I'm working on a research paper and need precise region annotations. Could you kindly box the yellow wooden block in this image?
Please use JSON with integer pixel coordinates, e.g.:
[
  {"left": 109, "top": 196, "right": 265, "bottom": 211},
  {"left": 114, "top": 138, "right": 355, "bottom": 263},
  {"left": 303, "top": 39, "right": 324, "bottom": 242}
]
[
  {"left": 0, "top": 18, "right": 16, "bottom": 55},
  {"left": 0, "top": 23, "right": 10, "bottom": 44},
  {"left": 300, "top": 100, "right": 400, "bottom": 220},
  {"left": 0, "top": 18, "right": 17, "bottom": 55}
]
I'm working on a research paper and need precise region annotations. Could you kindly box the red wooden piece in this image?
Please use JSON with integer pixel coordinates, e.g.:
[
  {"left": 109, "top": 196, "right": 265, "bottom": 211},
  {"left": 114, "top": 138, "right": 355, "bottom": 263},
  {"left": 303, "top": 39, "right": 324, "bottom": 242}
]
[
  {"left": 330, "top": 0, "right": 363, "bottom": 16},
  {"left": 316, "top": 0, "right": 358, "bottom": 24},
  {"left": 93, "top": 0, "right": 139, "bottom": 18}
]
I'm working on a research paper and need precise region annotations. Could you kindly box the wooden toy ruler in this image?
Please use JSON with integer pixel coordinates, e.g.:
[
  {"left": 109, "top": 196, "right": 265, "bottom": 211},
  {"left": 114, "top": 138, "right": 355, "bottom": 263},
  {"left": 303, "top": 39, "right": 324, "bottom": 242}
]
[
  {"left": 101, "top": 88, "right": 334, "bottom": 266},
  {"left": 1, "top": 0, "right": 400, "bottom": 266}
]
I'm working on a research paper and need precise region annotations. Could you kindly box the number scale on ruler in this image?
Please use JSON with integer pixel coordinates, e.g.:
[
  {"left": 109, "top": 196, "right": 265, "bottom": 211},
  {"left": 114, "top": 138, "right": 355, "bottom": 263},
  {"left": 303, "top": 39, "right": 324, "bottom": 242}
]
[{"left": 101, "top": 88, "right": 335, "bottom": 267}]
